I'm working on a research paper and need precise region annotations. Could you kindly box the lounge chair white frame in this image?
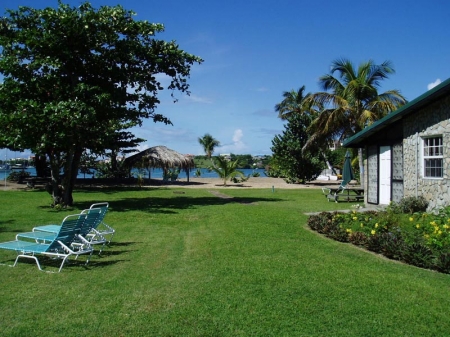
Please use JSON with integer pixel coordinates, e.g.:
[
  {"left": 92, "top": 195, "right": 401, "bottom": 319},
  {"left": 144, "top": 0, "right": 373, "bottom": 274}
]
[{"left": 0, "top": 213, "right": 93, "bottom": 272}]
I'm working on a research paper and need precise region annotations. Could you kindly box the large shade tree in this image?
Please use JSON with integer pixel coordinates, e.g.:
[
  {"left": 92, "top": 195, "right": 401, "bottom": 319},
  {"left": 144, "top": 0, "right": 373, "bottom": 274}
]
[
  {"left": 305, "top": 58, "right": 407, "bottom": 185},
  {"left": 0, "top": 2, "right": 202, "bottom": 206}
]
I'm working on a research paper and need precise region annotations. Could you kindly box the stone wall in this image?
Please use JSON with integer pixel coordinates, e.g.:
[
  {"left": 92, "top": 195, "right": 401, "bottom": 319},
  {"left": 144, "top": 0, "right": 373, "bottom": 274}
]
[{"left": 403, "top": 95, "right": 450, "bottom": 210}]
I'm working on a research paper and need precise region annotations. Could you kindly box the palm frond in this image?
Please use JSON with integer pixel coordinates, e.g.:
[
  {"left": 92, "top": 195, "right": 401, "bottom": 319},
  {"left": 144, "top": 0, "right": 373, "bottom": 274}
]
[{"left": 275, "top": 86, "right": 312, "bottom": 120}]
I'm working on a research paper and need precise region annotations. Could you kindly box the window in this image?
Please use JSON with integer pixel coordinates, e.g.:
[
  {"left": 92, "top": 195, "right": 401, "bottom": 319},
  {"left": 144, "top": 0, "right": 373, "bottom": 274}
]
[{"left": 423, "top": 136, "right": 443, "bottom": 178}]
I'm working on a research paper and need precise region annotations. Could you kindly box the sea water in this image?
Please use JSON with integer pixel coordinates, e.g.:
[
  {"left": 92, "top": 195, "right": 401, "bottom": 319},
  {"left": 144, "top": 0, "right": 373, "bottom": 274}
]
[{"left": 0, "top": 167, "right": 267, "bottom": 181}]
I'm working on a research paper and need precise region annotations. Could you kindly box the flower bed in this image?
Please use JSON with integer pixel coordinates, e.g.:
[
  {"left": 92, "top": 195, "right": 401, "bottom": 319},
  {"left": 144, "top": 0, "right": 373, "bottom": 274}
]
[{"left": 307, "top": 205, "right": 450, "bottom": 273}]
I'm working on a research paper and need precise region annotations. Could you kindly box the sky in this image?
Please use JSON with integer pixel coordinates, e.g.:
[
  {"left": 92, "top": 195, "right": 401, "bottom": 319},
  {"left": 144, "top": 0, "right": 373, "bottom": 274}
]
[{"left": 1, "top": 0, "right": 450, "bottom": 160}]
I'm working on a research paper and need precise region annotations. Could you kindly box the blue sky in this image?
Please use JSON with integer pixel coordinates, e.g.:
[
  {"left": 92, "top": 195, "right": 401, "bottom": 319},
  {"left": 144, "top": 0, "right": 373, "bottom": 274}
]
[{"left": 1, "top": 0, "right": 450, "bottom": 160}]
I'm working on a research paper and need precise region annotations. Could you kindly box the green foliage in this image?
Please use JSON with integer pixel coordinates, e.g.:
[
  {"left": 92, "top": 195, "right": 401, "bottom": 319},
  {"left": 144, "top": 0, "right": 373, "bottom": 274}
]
[
  {"left": 95, "top": 158, "right": 130, "bottom": 179},
  {"left": 198, "top": 134, "right": 220, "bottom": 159},
  {"left": 79, "top": 151, "right": 97, "bottom": 178},
  {"left": 306, "top": 59, "right": 407, "bottom": 150},
  {"left": 163, "top": 168, "right": 180, "bottom": 182},
  {"left": 308, "top": 206, "right": 450, "bottom": 273},
  {"left": 389, "top": 195, "right": 428, "bottom": 214},
  {"left": 275, "top": 86, "right": 311, "bottom": 120},
  {"left": 194, "top": 168, "right": 202, "bottom": 177},
  {"left": 231, "top": 174, "right": 250, "bottom": 184},
  {"left": 135, "top": 172, "right": 144, "bottom": 188},
  {"left": 194, "top": 154, "right": 270, "bottom": 170},
  {"left": 6, "top": 170, "right": 30, "bottom": 182},
  {"left": 326, "top": 146, "right": 358, "bottom": 176},
  {"left": 0, "top": 2, "right": 202, "bottom": 205},
  {"left": 270, "top": 112, "right": 324, "bottom": 183},
  {"left": 209, "top": 156, "right": 244, "bottom": 186},
  {"left": 305, "top": 59, "right": 407, "bottom": 187},
  {"left": 230, "top": 154, "right": 253, "bottom": 168}
]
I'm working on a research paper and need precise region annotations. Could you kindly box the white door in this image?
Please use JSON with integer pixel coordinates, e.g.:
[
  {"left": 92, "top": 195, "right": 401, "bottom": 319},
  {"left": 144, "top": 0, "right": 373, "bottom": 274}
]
[{"left": 379, "top": 146, "right": 391, "bottom": 204}]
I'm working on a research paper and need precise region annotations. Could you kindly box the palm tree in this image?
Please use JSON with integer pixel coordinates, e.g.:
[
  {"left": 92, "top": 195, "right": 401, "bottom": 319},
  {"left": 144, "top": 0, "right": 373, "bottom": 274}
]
[
  {"left": 305, "top": 58, "right": 407, "bottom": 186},
  {"left": 209, "top": 156, "right": 244, "bottom": 186},
  {"left": 275, "top": 86, "right": 333, "bottom": 173},
  {"left": 275, "top": 86, "right": 311, "bottom": 120},
  {"left": 198, "top": 133, "right": 220, "bottom": 159}
]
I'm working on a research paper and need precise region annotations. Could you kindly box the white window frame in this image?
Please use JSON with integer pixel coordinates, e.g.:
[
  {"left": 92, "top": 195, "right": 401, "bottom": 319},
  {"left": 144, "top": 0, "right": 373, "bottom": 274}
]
[{"left": 422, "top": 136, "right": 443, "bottom": 179}]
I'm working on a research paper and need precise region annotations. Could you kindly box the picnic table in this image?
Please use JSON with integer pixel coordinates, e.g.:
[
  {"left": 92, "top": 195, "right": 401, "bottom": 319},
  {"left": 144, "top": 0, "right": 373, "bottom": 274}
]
[
  {"left": 322, "top": 186, "right": 365, "bottom": 203},
  {"left": 23, "top": 176, "right": 51, "bottom": 187}
]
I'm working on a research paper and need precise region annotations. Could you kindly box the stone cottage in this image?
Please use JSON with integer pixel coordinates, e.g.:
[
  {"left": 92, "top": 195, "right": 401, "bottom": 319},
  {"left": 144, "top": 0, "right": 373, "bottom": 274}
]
[{"left": 343, "top": 78, "right": 450, "bottom": 210}]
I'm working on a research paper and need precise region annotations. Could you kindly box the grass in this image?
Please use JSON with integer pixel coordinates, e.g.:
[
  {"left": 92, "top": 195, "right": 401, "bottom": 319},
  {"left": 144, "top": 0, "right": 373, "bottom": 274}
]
[{"left": 0, "top": 186, "right": 449, "bottom": 336}]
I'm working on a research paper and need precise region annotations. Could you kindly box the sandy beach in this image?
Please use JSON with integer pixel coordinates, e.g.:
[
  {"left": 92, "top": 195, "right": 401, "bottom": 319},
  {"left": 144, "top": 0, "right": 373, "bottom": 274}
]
[
  {"left": 163, "top": 177, "right": 326, "bottom": 189},
  {"left": 144, "top": 177, "right": 343, "bottom": 190}
]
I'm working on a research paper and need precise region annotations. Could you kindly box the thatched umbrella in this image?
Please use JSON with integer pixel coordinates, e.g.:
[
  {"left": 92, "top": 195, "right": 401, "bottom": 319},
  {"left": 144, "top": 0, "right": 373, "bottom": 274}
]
[{"left": 124, "top": 146, "right": 194, "bottom": 182}]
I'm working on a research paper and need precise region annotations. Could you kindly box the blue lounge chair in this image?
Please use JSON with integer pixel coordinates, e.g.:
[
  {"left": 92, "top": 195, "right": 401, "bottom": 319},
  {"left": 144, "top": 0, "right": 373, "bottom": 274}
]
[
  {"left": 0, "top": 213, "right": 93, "bottom": 272},
  {"left": 86, "top": 202, "right": 115, "bottom": 244},
  {"left": 17, "top": 207, "right": 107, "bottom": 253},
  {"left": 32, "top": 202, "right": 114, "bottom": 244}
]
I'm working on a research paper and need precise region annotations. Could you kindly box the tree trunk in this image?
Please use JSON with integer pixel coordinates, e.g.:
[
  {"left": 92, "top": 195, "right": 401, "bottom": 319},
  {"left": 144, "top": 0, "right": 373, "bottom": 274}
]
[
  {"left": 48, "top": 151, "right": 63, "bottom": 207},
  {"left": 63, "top": 147, "right": 82, "bottom": 206},
  {"left": 34, "top": 154, "right": 48, "bottom": 177}
]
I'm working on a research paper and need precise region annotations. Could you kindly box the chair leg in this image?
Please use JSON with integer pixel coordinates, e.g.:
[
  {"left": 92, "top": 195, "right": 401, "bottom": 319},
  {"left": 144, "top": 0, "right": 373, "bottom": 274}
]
[
  {"left": 58, "top": 255, "right": 70, "bottom": 273},
  {"left": 15, "top": 254, "right": 43, "bottom": 271}
]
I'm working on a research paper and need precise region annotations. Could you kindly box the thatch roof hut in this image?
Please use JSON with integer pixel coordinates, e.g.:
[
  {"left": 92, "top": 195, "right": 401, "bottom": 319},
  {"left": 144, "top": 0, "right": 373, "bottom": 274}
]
[{"left": 124, "top": 146, "right": 194, "bottom": 181}]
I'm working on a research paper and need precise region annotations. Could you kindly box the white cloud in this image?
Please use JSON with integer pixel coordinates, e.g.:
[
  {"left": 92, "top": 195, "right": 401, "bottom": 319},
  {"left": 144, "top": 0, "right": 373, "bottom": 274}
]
[
  {"left": 218, "top": 129, "right": 249, "bottom": 154},
  {"left": 232, "top": 129, "right": 243, "bottom": 143},
  {"left": 427, "top": 78, "right": 442, "bottom": 90},
  {"left": 136, "top": 144, "right": 150, "bottom": 153}
]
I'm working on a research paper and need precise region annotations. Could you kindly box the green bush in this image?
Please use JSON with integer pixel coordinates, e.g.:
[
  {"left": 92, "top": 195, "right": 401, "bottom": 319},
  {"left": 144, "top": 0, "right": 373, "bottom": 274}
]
[
  {"left": 390, "top": 196, "right": 428, "bottom": 214},
  {"left": 435, "top": 252, "right": 450, "bottom": 274},
  {"left": 379, "top": 231, "right": 404, "bottom": 260},
  {"left": 307, "top": 212, "right": 334, "bottom": 233},
  {"left": 307, "top": 205, "right": 450, "bottom": 274},
  {"left": 348, "top": 231, "right": 368, "bottom": 246},
  {"left": 7, "top": 170, "right": 30, "bottom": 182},
  {"left": 402, "top": 242, "right": 434, "bottom": 269}
]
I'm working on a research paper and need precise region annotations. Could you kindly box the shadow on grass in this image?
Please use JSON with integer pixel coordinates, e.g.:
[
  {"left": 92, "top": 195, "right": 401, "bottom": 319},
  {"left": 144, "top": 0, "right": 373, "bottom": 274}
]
[
  {"left": 98, "top": 250, "right": 134, "bottom": 257},
  {"left": 73, "top": 186, "right": 164, "bottom": 195},
  {"left": 84, "top": 259, "right": 129, "bottom": 269},
  {"left": 108, "top": 241, "right": 137, "bottom": 247},
  {"left": 108, "top": 195, "right": 281, "bottom": 214},
  {"left": 0, "top": 219, "right": 18, "bottom": 233}
]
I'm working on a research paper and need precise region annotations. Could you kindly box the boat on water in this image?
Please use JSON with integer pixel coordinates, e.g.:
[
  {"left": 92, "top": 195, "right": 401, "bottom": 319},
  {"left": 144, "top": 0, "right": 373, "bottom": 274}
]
[{"left": 10, "top": 164, "right": 27, "bottom": 170}]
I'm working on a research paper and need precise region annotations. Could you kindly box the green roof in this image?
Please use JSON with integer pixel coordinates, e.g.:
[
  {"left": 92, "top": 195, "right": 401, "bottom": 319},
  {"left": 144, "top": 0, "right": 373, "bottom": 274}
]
[{"left": 343, "top": 77, "right": 450, "bottom": 148}]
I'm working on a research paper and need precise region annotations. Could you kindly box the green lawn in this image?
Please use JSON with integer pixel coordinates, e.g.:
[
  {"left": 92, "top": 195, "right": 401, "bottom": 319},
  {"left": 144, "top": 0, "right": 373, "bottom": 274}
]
[{"left": 0, "top": 186, "right": 449, "bottom": 336}]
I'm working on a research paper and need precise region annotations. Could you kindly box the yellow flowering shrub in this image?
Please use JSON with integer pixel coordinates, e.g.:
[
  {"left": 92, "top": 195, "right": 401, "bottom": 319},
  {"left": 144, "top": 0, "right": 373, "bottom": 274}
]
[{"left": 307, "top": 205, "right": 450, "bottom": 273}]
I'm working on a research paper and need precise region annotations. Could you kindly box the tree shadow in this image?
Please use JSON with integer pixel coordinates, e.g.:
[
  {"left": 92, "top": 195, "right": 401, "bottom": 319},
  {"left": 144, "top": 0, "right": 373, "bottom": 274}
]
[
  {"left": 97, "top": 249, "right": 134, "bottom": 257},
  {"left": 83, "top": 259, "right": 129, "bottom": 269},
  {"left": 106, "top": 194, "right": 282, "bottom": 214},
  {"left": 108, "top": 241, "right": 138, "bottom": 247},
  {"left": 0, "top": 220, "right": 17, "bottom": 233}
]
